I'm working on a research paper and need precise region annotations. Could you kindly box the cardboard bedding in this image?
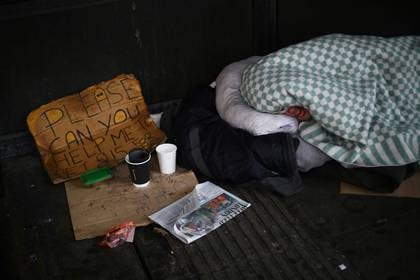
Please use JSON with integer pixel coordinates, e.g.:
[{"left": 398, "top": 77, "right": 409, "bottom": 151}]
[{"left": 240, "top": 34, "right": 420, "bottom": 167}]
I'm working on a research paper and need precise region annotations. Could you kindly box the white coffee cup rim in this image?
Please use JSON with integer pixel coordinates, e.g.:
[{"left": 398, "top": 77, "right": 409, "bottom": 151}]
[
  {"left": 124, "top": 152, "right": 151, "bottom": 165},
  {"left": 133, "top": 180, "right": 150, "bottom": 188},
  {"left": 156, "top": 143, "right": 177, "bottom": 153}
]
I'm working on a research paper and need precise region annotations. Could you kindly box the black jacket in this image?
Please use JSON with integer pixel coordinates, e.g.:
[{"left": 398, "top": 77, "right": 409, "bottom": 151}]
[{"left": 174, "top": 87, "right": 303, "bottom": 196}]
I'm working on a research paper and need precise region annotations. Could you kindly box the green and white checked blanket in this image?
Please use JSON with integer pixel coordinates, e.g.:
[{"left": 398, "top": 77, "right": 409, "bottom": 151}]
[{"left": 241, "top": 34, "right": 420, "bottom": 167}]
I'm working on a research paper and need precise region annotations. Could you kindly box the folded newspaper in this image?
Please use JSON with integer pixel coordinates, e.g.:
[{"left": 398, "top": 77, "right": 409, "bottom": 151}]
[{"left": 149, "top": 181, "right": 251, "bottom": 244}]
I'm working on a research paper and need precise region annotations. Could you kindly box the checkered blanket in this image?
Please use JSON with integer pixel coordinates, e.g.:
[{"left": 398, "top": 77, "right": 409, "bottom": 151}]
[{"left": 241, "top": 34, "right": 420, "bottom": 167}]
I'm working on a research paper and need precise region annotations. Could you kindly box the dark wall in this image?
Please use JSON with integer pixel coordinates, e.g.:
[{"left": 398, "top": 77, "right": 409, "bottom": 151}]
[
  {"left": 0, "top": 0, "right": 418, "bottom": 137},
  {"left": 275, "top": 0, "right": 419, "bottom": 48},
  {"left": 0, "top": 0, "right": 256, "bottom": 136}
]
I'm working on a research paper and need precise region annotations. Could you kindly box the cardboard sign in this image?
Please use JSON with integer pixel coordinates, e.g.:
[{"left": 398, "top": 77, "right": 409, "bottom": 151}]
[{"left": 27, "top": 74, "right": 166, "bottom": 184}]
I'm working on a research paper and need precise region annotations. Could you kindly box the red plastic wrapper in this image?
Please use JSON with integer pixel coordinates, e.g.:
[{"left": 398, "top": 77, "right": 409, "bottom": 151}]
[{"left": 99, "top": 221, "right": 135, "bottom": 248}]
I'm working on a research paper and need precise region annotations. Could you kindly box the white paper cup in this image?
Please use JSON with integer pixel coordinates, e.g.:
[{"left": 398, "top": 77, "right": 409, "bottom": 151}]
[{"left": 156, "top": 143, "right": 177, "bottom": 174}]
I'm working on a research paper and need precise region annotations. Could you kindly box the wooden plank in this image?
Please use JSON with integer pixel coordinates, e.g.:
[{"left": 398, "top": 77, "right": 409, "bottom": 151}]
[
  {"left": 340, "top": 170, "right": 420, "bottom": 198},
  {"left": 65, "top": 157, "right": 198, "bottom": 240}
]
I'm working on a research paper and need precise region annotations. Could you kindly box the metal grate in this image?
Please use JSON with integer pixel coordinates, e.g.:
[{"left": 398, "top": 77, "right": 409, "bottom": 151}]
[{"left": 136, "top": 186, "right": 360, "bottom": 280}]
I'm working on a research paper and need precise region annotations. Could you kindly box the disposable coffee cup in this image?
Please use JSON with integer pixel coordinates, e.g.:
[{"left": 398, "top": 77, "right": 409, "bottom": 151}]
[
  {"left": 125, "top": 149, "right": 151, "bottom": 187},
  {"left": 156, "top": 143, "right": 177, "bottom": 175}
]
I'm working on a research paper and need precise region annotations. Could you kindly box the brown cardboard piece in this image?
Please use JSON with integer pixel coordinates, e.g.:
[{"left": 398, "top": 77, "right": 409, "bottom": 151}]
[
  {"left": 340, "top": 170, "right": 420, "bottom": 198},
  {"left": 65, "top": 157, "right": 198, "bottom": 240},
  {"left": 27, "top": 74, "right": 166, "bottom": 184}
]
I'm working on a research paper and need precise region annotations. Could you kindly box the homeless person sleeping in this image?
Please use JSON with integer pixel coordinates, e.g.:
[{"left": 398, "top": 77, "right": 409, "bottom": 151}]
[{"left": 172, "top": 34, "right": 419, "bottom": 196}]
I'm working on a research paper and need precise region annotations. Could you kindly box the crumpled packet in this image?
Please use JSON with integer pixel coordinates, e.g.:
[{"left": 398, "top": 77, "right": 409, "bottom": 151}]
[{"left": 99, "top": 221, "right": 135, "bottom": 248}]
